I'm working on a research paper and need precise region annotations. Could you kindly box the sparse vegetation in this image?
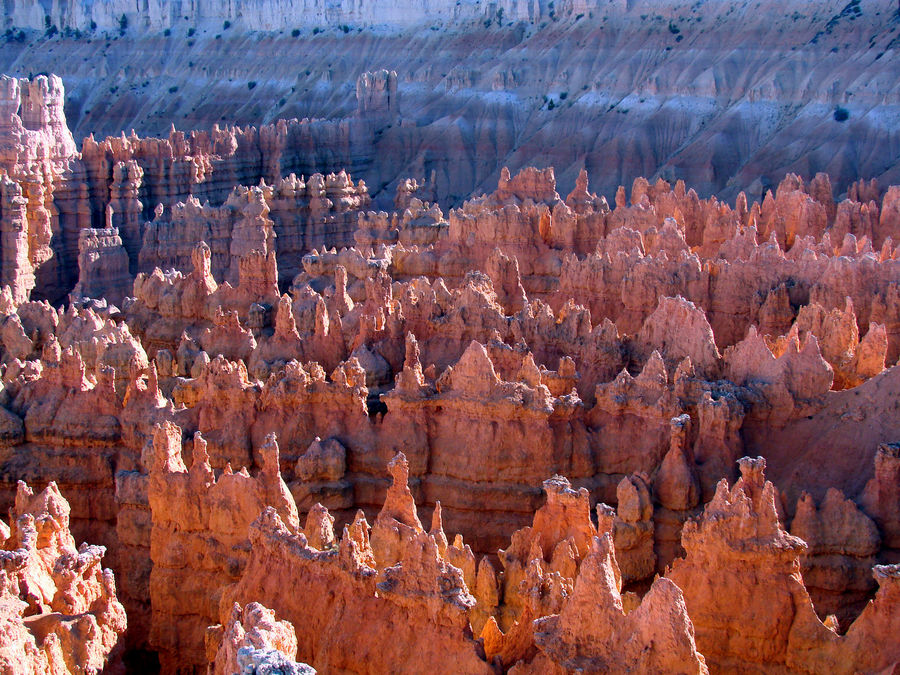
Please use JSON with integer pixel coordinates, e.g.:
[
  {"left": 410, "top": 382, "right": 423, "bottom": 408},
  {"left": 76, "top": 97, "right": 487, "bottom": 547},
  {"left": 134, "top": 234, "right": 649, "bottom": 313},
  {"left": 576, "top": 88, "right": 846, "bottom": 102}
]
[
  {"left": 833, "top": 106, "right": 850, "bottom": 122},
  {"left": 163, "top": 28, "right": 171, "bottom": 37},
  {"left": 168, "top": 86, "right": 179, "bottom": 93},
  {"left": 341, "top": 24, "right": 350, "bottom": 33},
  {"left": 559, "top": 91, "right": 568, "bottom": 100},
  {"left": 223, "top": 21, "right": 231, "bottom": 30},
  {"left": 187, "top": 27, "right": 195, "bottom": 37},
  {"left": 119, "top": 14, "right": 128, "bottom": 33},
  {"left": 292, "top": 28, "right": 301, "bottom": 37},
  {"left": 248, "top": 81, "right": 257, "bottom": 90}
]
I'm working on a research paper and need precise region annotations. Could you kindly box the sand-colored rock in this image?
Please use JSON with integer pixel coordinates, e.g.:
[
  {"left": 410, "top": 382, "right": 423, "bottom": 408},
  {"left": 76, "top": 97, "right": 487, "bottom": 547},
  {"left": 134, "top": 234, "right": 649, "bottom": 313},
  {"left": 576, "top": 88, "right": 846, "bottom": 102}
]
[
  {"left": 525, "top": 534, "right": 707, "bottom": 674},
  {"left": 147, "top": 421, "right": 298, "bottom": 672},
  {"left": 0, "top": 61, "right": 899, "bottom": 672},
  {"left": 0, "top": 482, "right": 126, "bottom": 674},
  {"left": 221, "top": 503, "right": 492, "bottom": 674},
  {"left": 669, "top": 456, "right": 900, "bottom": 674},
  {"left": 791, "top": 488, "right": 881, "bottom": 623},
  {"left": 208, "top": 601, "right": 314, "bottom": 675}
]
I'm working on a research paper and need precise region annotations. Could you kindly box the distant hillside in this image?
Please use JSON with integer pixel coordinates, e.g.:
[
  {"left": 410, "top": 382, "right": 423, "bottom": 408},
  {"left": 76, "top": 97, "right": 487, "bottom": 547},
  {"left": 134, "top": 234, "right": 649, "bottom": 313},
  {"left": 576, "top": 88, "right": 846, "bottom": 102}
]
[{"left": 2, "top": 0, "right": 898, "bottom": 205}]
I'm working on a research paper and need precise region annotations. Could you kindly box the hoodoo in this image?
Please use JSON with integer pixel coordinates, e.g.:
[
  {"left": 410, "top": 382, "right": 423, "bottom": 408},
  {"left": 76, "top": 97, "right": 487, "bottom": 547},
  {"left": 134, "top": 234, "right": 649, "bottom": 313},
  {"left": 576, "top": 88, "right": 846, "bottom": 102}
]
[{"left": 0, "top": 1, "right": 899, "bottom": 672}]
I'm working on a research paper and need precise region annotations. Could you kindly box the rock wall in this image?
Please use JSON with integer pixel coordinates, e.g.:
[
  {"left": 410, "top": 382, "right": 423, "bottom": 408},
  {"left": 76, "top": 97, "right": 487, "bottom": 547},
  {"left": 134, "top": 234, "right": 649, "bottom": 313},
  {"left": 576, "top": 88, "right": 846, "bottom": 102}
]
[{"left": 71, "top": 226, "right": 131, "bottom": 307}]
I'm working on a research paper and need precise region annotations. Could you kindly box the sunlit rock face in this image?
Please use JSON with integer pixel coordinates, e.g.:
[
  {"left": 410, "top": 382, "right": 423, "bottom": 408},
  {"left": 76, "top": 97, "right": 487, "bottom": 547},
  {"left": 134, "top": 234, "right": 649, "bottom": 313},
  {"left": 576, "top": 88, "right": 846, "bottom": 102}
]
[{"left": 0, "top": 2, "right": 899, "bottom": 671}]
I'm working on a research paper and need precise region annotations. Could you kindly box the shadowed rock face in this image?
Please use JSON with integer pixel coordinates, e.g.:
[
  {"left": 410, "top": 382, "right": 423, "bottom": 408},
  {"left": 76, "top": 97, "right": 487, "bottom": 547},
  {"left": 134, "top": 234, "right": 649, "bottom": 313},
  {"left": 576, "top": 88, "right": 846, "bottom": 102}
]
[{"left": 1, "top": 0, "right": 898, "bottom": 210}]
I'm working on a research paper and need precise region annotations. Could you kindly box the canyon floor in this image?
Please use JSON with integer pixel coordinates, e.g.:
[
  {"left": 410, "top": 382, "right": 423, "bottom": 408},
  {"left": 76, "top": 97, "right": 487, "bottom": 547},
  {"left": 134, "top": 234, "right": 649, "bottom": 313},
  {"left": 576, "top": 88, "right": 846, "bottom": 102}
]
[{"left": 1, "top": 1, "right": 900, "bottom": 674}]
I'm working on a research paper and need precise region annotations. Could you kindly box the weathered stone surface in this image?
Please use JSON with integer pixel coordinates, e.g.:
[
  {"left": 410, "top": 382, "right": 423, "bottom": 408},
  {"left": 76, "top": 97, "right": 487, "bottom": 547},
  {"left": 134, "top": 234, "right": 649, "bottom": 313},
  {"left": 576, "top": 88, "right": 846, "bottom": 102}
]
[
  {"left": 527, "top": 534, "right": 707, "bottom": 674},
  {"left": 0, "top": 58, "right": 898, "bottom": 672},
  {"left": 208, "top": 601, "right": 314, "bottom": 675},
  {"left": 0, "top": 482, "right": 126, "bottom": 673}
]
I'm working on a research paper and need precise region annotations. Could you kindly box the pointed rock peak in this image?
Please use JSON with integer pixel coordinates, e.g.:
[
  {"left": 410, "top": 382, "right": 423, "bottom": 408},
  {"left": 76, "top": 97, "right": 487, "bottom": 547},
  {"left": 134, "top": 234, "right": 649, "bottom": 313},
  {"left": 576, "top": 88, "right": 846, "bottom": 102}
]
[
  {"left": 616, "top": 474, "right": 653, "bottom": 523},
  {"left": 674, "top": 356, "right": 695, "bottom": 382},
  {"left": 348, "top": 509, "right": 371, "bottom": 548},
  {"left": 449, "top": 340, "right": 500, "bottom": 394},
  {"left": 517, "top": 352, "right": 542, "bottom": 388},
  {"left": 404, "top": 332, "right": 421, "bottom": 370},
  {"left": 151, "top": 421, "right": 185, "bottom": 475},
  {"left": 305, "top": 503, "right": 336, "bottom": 551},
  {"left": 576, "top": 168, "right": 589, "bottom": 192},
  {"left": 380, "top": 452, "right": 423, "bottom": 531},
  {"left": 765, "top": 229, "right": 784, "bottom": 253},
  {"left": 274, "top": 294, "right": 299, "bottom": 339},
  {"left": 191, "top": 241, "right": 215, "bottom": 281},
  {"left": 396, "top": 332, "right": 425, "bottom": 393},
  {"left": 638, "top": 296, "right": 720, "bottom": 378},
  {"left": 314, "top": 295, "right": 329, "bottom": 335},
  {"left": 430, "top": 501, "right": 448, "bottom": 555},
  {"left": 689, "top": 455, "right": 799, "bottom": 548},
  {"left": 190, "top": 431, "right": 211, "bottom": 471},
  {"left": 388, "top": 451, "right": 410, "bottom": 487},
  {"left": 636, "top": 349, "right": 668, "bottom": 387},
  {"left": 14, "top": 480, "right": 70, "bottom": 530},
  {"left": 572, "top": 534, "right": 623, "bottom": 609},
  {"left": 259, "top": 432, "right": 281, "bottom": 477},
  {"left": 339, "top": 509, "right": 377, "bottom": 571}
]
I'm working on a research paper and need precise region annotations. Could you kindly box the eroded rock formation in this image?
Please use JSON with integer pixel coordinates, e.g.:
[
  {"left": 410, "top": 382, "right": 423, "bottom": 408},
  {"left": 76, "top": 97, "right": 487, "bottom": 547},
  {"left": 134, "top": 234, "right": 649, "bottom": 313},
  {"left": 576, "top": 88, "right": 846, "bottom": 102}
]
[
  {"left": 0, "top": 56, "right": 897, "bottom": 674},
  {"left": 0, "top": 481, "right": 126, "bottom": 673}
]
